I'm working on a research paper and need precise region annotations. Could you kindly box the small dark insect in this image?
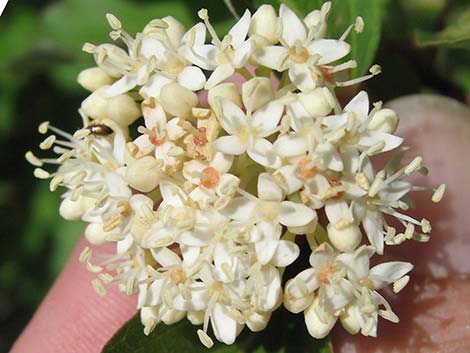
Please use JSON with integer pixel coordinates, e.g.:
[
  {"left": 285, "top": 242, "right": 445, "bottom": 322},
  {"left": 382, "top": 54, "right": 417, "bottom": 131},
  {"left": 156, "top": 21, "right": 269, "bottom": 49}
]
[{"left": 86, "top": 123, "right": 114, "bottom": 136}]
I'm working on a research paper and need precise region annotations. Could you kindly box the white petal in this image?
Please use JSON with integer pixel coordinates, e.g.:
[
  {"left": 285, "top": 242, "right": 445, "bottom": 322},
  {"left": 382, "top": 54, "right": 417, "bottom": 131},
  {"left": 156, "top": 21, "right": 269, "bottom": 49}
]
[
  {"left": 273, "top": 133, "right": 308, "bottom": 157},
  {"left": 280, "top": 4, "right": 307, "bottom": 46},
  {"left": 279, "top": 201, "right": 316, "bottom": 227},
  {"left": 359, "top": 131, "right": 403, "bottom": 152},
  {"left": 304, "top": 298, "right": 337, "bottom": 338},
  {"left": 289, "top": 63, "right": 316, "bottom": 91},
  {"left": 308, "top": 39, "right": 350, "bottom": 65},
  {"left": 247, "top": 138, "right": 282, "bottom": 168},
  {"left": 141, "top": 38, "right": 167, "bottom": 60},
  {"left": 233, "top": 39, "right": 255, "bottom": 67},
  {"left": 177, "top": 66, "right": 206, "bottom": 91},
  {"left": 151, "top": 248, "right": 181, "bottom": 267},
  {"left": 315, "top": 142, "right": 343, "bottom": 171},
  {"left": 103, "top": 74, "right": 137, "bottom": 96},
  {"left": 159, "top": 181, "right": 186, "bottom": 206},
  {"left": 338, "top": 245, "right": 375, "bottom": 281},
  {"left": 255, "top": 221, "right": 281, "bottom": 264},
  {"left": 274, "top": 165, "right": 303, "bottom": 194},
  {"left": 220, "top": 197, "right": 256, "bottom": 221},
  {"left": 344, "top": 90, "right": 369, "bottom": 120},
  {"left": 140, "top": 74, "right": 173, "bottom": 98},
  {"left": 258, "top": 173, "right": 283, "bottom": 202},
  {"left": 211, "top": 303, "right": 239, "bottom": 345},
  {"left": 218, "top": 98, "right": 246, "bottom": 135},
  {"left": 363, "top": 211, "right": 384, "bottom": 254},
  {"left": 178, "top": 229, "right": 211, "bottom": 246},
  {"left": 212, "top": 135, "right": 246, "bottom": 155},
  {"left": 325, "top": 199, "right": 351, "bottom": 224},
  {"left": 229, "top": 10, "right": 251, "bottom": 47},
  {"left": 370, "top": 262, "right": 413, "bottom": 289},
  {"left": 271, "top": 240, "right": 300, "bottom": 267},
  {"left": 252, "top": 100, "right": 284, "bottom": 137},
  {"left": 254, "top": 45, "right": 289, "bottom": 71},
  {"left": 205, "top": 64, "right": 235, "bottom": 89}
]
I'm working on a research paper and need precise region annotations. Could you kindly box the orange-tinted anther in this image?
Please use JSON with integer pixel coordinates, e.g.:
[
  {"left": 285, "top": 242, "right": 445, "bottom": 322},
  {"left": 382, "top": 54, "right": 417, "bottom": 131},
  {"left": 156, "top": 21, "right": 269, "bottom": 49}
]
[
  {"left": 321, "top": 66, "right": 334, "bottom": 83},
  {"left": 329, "top": 179, "right": 344, "bottom": 200},
  {"left": 200, "top": 166, "right": 220, "bottom": 188},
  {"left": 317, "top": 265, "right": 336, "bottom": 285},
  {"left": 148, "top": 128, "right": 166, "bottom": 146},
  {"left": 298, "top": 158, "right": 317, "bottom": 179},
  {"left": 193, "top": 127, "right": 208, "bottom": 147}
]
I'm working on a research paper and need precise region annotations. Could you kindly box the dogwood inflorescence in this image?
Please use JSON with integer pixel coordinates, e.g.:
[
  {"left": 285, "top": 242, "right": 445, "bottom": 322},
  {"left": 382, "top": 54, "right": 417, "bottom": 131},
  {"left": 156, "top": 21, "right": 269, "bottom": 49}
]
[{"left": 27, "top": 2, "right": 446, "bottom": 348}]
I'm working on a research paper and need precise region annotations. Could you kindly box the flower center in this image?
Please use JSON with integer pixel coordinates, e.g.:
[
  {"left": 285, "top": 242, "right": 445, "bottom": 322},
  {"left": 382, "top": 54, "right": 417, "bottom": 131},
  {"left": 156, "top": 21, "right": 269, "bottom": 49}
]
[
  {"left": 257, "top": 201, "right": 280, "bottom": 222},
  {"left": 317, "top": 264, "right": 336, "bottom": 285},
  {"left": 170, "top": 267, "right": 186, "bottom": 285},
  {"left": 289, "top": 45, "right": 310, "bottom": 64},
  {"left": 193, "top": 127, "right": 208, "bottom": 147},
  {"left": 298, "top": 158, "right": 317, "bottom": 179},
  {"left": 200, "top": 167, "right": 220, "bottom": 188}
]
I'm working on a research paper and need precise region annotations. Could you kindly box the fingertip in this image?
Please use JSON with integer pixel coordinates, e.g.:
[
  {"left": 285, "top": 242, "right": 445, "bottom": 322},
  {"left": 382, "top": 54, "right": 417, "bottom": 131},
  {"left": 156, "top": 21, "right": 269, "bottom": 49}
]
[{"left": 11, "top": 237, "right": 137, "bottom": 353}]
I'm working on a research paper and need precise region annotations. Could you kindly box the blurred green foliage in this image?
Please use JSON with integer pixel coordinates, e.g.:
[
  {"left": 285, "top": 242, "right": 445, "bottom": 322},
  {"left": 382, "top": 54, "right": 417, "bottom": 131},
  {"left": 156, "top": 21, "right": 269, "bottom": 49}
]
[{"left": 0, "top": 0, "right": 469, "bottom": 351}]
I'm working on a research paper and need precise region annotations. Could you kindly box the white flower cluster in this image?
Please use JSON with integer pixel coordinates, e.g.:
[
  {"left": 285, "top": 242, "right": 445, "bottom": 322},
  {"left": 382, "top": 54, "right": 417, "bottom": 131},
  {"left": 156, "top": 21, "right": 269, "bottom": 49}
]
[{"left": 27, "top": 3, "right": 446, "bottom": 347}]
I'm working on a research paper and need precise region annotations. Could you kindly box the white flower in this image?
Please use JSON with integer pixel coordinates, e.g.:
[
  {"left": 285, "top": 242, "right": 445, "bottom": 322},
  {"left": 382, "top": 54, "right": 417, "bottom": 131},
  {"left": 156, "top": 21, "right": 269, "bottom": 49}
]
[
  {"left": 196, "top": 9, "right": 255, "bottom": 89},
  {"left": 212, "top": 98, "right": 283, "bottom": 168},
  {"left": 337, "top": 245, "right": 413, "bottom": 336},
  {"left": 322, "top": 91, "right": 403, "bottom": 153},
  {"left": 254, "top": 4, "right": 350, "bottom": 91}
]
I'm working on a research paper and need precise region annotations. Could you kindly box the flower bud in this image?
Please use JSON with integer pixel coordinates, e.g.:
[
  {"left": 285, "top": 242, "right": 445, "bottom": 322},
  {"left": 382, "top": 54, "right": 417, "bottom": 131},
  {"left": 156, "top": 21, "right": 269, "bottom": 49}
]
[
  {"left": 162, "top": 16, "right": 186, "bottom": 48},
  {"left": 298, "top": 87, "right": 335, "bottom": 118},
  {"left": 161, "top": 308, "right": 185, "bottom": 325},
  {"left": 59, "top": 195, "right": 84, "bottom": 220},
  {"left": 246, "top": 311, "right": 270, "bottom": 332},
  {"left": 77, "top": 67, "right": 114, "bottom": 92},
  {"left": 368, "top": 108, "right": 399, "bottom": 133},
  {"left": 340, "top": 304, "right": 361, "bottom": 334},
  {"left": 249, "top": 4, "right": 279, "bottom": 45},
  {"left": 242, "top": 77, "right": 274, "bottom": 112},
  {"left": 208, "top": 83, "right": 242, "bottom": 114},
  {"left": 304, "top": 298, "right": 336, "bottom": 338},
  {"left": 85, "top": 223, "right": 111, "bottom": 245},
  {"left": 327, "top": 222, "right": 362, "bottom": 252},
  {"left": 81, "top": 89, "right": 108, "bottom": 120},
  {"left": 106, "top": 94, "right": 141, "bottom": 127},
  {"left": 160, "top": 82, "right": 199, "bottom": 118},
  {"left": 125, "top": 156, "right": 161, "bottom": 192},
  {"left": 304, "top": 10, "right": 321, "bottom": 29},
  {"left": 187, "top": 311, "right": 204, "bottom": 325}
]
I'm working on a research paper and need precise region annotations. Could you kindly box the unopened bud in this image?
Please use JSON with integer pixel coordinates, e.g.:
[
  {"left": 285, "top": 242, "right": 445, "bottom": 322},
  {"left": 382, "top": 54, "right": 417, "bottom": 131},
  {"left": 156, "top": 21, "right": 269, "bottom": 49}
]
[
  {"left": 327, "top": 222, "right": 361, "bottom": 252},
  {"left": 242, "top": 77, "right": 274, "bottom": 112},
  {"left": 160, "top": 82, "right": 199, "bottom": 118},
  {"left": 368, "top": 108, "right": 399, "bottom": 133},
  {"left": 77, "top": 67, "right": 114, "bottom": 92},
  {"left": 249, "top": 5, "right": 279, "bottom": 45},
  {"left": 125, "top": 156, "right": 162, "bottom": 192},
  {"left": 106, "top": 94, "right": 141, "bottom": 127},
  {"left": 298, "top": 87, "right": 334, "bottom": 118},
  {"left": 208, "top": 83, "right": 242, "bottom": 114}
]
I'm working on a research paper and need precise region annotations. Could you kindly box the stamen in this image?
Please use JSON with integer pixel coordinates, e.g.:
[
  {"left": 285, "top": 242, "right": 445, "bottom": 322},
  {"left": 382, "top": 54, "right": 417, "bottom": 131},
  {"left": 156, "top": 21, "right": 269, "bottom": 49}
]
[
  {"left": 79, "top": 246, "right": 92, "bottom": 263},
  {"left": 432, "top": 184, "right": 445, "bottom": 203},
  {"left": 355, "top": 16, "right": 364, "bottom": 33},
  {"left": 34, "top": 168, "right": 51, "bottom": 179},
  {"left": 38, "top": 121, "right": 50, "bottom": 134},
  {"left": 91, "top": 278, "right": 107, "bottom": 296},
  {"left": 25, "top": 151, "right": 43, "bottom": 167},
  {"left": 40, "top": 135, "right": 56, "bottom": 150},
  {"left": 393, "top": 275, "right": 410, "bottom": 293},
  {"left": 197, "top": 329, "right": 214, "bottom": 348},
  {"left": 106, "top": 13, "right": 122, "bottom": 30}
]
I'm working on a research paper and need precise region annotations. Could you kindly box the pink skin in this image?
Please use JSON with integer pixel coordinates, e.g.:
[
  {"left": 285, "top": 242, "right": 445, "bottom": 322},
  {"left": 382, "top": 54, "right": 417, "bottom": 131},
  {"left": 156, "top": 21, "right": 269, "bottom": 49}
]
[{"left": 11, "top": 94, "right": 470, "bottom": 353}]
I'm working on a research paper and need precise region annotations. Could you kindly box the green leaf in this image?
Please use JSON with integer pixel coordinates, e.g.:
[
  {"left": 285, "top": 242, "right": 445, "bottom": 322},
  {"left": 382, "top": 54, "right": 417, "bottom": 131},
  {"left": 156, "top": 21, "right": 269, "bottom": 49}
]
[
  {"left": 103, "top": 309, "right": 332, "bottom": 353},
  {"left": 40, "top": 0, "right": 193, "bottom": 91},
  {"left": 251, "top": 0, "right": 386, "bottom": 76},
  {"left": 415, "top": 9, "right": 470, "bottom": 48}
]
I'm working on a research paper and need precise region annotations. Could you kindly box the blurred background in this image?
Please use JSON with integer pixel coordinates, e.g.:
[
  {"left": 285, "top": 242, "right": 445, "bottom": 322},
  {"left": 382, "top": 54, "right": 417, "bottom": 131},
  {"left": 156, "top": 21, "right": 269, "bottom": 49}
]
[{"left": 0, "top": 0, "right": 468, "bottom": 351}]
